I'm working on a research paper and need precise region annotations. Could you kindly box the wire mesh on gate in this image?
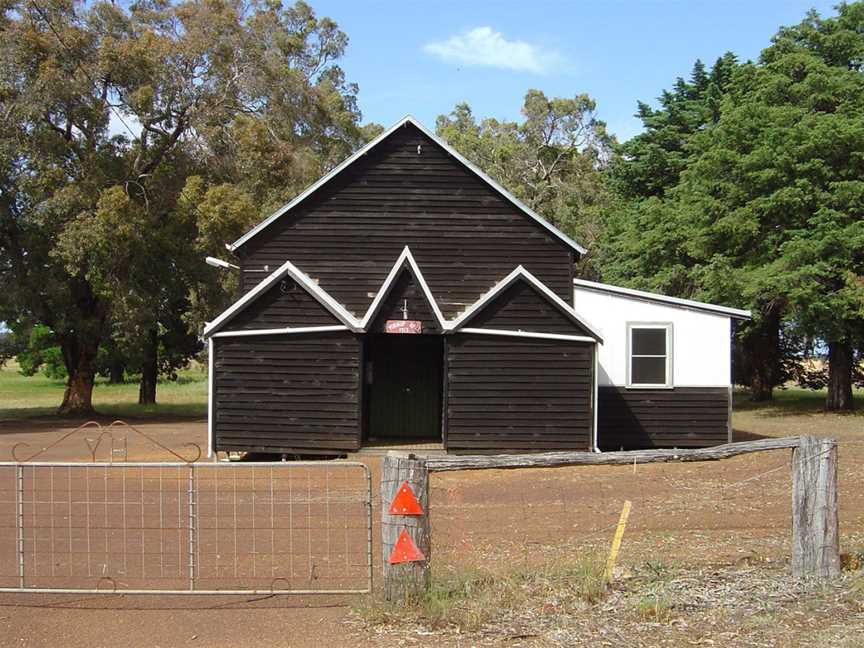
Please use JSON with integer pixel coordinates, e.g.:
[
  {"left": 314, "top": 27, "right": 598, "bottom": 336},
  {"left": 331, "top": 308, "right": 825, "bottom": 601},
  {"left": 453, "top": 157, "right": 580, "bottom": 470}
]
[{"left": 0, "top": 462, "right": 372, "bottom": 594}]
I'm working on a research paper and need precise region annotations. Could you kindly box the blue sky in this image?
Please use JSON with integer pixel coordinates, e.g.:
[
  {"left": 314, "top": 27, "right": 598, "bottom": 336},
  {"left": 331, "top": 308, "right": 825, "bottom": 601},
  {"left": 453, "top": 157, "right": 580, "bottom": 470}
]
[{"left": 313, "top": 0, "right": 840, "bottom": 141}]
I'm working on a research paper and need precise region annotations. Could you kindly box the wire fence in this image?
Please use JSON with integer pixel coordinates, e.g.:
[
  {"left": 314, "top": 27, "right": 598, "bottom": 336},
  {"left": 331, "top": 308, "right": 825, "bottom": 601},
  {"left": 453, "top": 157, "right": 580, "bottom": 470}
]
[
  {"left": 0, "top": 461, "right": 372, "bottom": 595},
  {"left": 427, "top": 439, "right": 862, "bottom": 572}
]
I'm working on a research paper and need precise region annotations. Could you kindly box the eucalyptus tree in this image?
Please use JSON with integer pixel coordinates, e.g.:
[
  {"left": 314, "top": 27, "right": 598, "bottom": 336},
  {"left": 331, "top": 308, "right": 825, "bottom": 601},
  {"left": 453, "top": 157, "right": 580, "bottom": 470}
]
[
  {"left": 436, "top": 91, "right": 614, "bottom": 274},
  {"left": 0, "top": 0, "right": 366, "bottom": 412}
]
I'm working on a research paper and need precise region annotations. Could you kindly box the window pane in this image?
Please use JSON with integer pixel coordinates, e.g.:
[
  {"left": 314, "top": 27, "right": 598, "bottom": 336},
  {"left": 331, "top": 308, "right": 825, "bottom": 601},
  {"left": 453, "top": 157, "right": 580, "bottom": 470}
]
[
  {"left": 632, "top": 357, "right": 666, "bottom": 385},
  {"left": 632, "top": 328, "right": 666, "bottom": 356}
]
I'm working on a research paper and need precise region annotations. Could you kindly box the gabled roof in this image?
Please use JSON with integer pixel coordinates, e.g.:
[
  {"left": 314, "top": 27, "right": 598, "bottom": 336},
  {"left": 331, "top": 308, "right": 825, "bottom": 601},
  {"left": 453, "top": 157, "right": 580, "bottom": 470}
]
[
  {"left": 226, "top": 116, "right": 587, "bottom": 255},
  {"left": 450, "top": 266, "right": 603, "bottom": 342},
  {"left": 202, "top": 259, "right": 362, "bottom": 338},
  {"left": 360, "top": 247, "right": 447, "bottom": 330},
  {"left": 573, "top": 279, "right": 752, "bottom": 320}
]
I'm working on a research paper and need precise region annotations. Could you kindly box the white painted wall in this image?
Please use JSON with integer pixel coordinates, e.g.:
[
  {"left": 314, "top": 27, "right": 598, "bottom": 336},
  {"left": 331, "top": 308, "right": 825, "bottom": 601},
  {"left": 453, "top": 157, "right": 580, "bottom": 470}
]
[{"left": 574, "top": 287, "right": 732, "bottom": 387}]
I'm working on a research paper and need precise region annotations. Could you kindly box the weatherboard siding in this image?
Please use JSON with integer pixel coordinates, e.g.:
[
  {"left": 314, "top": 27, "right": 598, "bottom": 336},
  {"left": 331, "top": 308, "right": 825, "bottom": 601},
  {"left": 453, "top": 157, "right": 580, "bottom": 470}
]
[
  {"left": 368, "top": 266, "right": 442, "bottom": 333},
  {"left": 445, "top": 335, "right": 594, "bottom": 453},
  {"left": 597, "top": 387, "right": 729, "bottom": 449},
  {"left": 237, "top": 123, "right": 574, "bottom": 318},
  {"left": 213, "top": 333, "right": 361, "bottom": 454},
  {"left": 222, "top": 275, "right": 338, "bottom": 332},
  {"left": 463, "top": 278, "right": 593, "bottom": 336}
]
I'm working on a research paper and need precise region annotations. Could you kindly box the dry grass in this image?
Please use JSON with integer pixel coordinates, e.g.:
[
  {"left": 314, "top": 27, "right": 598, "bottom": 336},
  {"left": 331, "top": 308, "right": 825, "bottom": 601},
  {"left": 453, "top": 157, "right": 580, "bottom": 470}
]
[
  {"left": 352, "top": 391, "right": 864, "bottom": 646},
  {"left": 351, "top": 561, "right": 864, "bottom": 647},
  {"left": 354, "top": 552, "right": 608, "bottom": 633}
]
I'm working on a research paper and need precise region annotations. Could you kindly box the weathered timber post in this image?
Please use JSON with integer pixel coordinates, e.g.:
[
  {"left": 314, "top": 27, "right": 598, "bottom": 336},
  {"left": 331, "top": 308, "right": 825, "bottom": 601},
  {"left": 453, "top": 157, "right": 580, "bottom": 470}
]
[
  {"left": 381, "top": 453, "right": 430, "bottom": 602},
  {"left": 792, "top": 436, "right": 840, "bottom": 579}
]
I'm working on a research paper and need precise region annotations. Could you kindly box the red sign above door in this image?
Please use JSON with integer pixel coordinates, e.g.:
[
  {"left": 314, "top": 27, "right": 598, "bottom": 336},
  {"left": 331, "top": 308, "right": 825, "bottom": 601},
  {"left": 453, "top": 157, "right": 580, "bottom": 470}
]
[{"left": 385, "top": 320, "right": 422, "bottom": 334}]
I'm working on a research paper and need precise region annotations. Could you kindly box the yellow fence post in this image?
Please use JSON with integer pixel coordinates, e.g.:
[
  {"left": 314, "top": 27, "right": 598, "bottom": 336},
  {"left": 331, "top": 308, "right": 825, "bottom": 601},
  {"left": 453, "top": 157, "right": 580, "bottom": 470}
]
[{"left": 604, "top": 500, "right": 632, "bottom": 583}]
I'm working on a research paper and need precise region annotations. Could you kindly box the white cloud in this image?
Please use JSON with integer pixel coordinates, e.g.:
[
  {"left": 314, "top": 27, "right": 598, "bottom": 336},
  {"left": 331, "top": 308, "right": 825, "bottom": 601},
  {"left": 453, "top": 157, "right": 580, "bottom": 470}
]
[{"left": 423, "top": 26, "right": 563, "bottom": 74}]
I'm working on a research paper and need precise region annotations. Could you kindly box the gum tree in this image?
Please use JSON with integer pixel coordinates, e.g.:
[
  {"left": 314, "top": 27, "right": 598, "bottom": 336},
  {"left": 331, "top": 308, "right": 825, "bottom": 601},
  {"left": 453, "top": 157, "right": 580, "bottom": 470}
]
[{"left": 0, "top": 0, "right": 365, "bottom": 412}]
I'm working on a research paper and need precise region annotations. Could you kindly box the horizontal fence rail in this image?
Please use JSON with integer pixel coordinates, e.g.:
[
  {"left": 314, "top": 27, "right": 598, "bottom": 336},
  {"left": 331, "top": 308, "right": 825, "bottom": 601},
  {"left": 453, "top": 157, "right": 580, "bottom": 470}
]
[
  {"left": 425, "top": 437, "right": 804, "bottom": 471},
  {"left": 393, "top": 435, "right": 839, "bottom": 594},
  {"left": 0, "top": 461, "right": 372, "bottom": 595}
]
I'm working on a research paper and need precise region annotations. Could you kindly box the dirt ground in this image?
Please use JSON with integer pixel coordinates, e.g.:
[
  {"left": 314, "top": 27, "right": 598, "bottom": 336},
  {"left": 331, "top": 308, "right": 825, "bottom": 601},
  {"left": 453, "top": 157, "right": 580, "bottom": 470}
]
[{"left": 0, "top": 410, "right": 861, "bottom": 646}]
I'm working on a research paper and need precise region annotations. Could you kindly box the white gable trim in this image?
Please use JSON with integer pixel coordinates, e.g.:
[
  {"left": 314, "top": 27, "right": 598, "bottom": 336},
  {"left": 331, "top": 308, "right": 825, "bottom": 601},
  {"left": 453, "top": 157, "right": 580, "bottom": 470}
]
[
  {"left": 573, "top": 279, "right": 751, "bottom": 320},
  {"left": 211, "top": 325, "right": 349, "bottom": 339},
  {"left": 360, "top": 246, "right": 448, "bottom": 330},
  {"left": 227, "top": 116, "right": 586, "bottom": 255},
  {"left": 449, "top": 266, "right": 603, "bottom": 342},
  {"left": 202, "top": 260, "right": 361, "bottom": 338},
  {"left": 207, "top": 337, "right": 214, "bottom": 458},
  {"left": 202, "top": 252, "right": 608, "bottom": 340},
  {"left": 459, "top": 328, "right": 597, "bottom": 344}
]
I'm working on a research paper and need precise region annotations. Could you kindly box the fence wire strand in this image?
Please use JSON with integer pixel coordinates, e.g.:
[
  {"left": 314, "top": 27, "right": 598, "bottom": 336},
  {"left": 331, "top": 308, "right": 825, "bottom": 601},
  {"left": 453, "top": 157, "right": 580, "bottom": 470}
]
[{"left": 0, "top": 462, "right": 372, "bottom": 595}]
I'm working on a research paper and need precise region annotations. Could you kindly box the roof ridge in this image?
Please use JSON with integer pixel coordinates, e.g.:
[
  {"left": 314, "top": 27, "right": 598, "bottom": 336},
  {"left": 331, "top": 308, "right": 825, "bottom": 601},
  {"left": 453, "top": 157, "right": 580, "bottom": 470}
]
[{"left": 227, "top": 116, "right": 586, "bottom": 255}]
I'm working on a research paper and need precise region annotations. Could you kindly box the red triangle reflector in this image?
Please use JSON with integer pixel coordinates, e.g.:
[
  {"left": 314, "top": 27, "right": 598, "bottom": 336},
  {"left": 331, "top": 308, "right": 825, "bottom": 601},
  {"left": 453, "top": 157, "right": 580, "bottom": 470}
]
[
  {"left": 388, "top": 528, "right": 426, "bottom": 564},
  {"left": 388, "top": 481, "right": 424, "bottom": 516}
]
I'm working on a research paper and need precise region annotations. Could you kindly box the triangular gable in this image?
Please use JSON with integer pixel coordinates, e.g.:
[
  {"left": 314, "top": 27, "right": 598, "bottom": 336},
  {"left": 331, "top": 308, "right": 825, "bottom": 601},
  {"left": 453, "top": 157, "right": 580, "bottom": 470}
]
[
  {"left": 227, "top": 116, "right": 586, "bottom": 255},
  {"left": 222, "top": 275, "right": 341, "bottom": 332},
  {"left": 463, "top": 277, "right": 595, "bottom": 337},
  {"left": 202, "top": 259, "right": 361, "bottom": 338},
  {"left": 449, "top": 267, "right": 603, "bottom": 342},
  {"left": 361, "top": 247, "right": 446, "bottom": 331}
]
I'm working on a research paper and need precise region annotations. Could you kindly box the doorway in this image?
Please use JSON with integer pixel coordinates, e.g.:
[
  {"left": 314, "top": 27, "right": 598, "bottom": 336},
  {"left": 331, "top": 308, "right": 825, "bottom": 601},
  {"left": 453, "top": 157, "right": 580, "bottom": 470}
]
[{"left": 364, "top": 334, "right": 443, "bottom": 443}]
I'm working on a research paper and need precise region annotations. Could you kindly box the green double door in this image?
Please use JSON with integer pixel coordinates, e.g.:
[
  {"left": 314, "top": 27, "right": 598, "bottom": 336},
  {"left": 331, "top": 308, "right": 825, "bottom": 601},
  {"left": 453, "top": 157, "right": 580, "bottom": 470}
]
[{"left": 365, "top": 335, "right": 443, "bottom": 442}]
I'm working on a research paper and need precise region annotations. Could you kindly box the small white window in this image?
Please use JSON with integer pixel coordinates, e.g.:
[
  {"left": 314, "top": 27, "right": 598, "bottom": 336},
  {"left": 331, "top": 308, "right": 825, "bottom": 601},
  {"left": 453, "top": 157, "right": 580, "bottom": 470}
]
[{"left": 627, "top": 323, "right": 673, "bottom": 388}]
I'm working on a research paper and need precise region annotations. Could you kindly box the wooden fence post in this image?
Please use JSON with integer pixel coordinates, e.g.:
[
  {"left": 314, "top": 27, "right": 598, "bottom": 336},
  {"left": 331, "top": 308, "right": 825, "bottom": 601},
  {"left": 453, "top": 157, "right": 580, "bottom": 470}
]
[
  {"left": 381, "top": 453, "right": 430, "bottom": 602},
  {"left": 792, "top": 436, "right": 839, "bottom": 579}
]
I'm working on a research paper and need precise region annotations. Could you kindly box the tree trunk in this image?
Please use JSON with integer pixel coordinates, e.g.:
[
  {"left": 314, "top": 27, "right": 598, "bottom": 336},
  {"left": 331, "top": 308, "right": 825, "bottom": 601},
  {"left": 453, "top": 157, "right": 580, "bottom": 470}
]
[
  {"left": 58, "top": 339, "right": 98, "bottom": 416},
  {"left": 749, "top": 372, "right": 773, "bottom": 402},
  {"left": 138, "top": 329, "right": 158, "bottom": 405},
  {"left": 109, "top": 358, "right": 125, "bottom": 385},
  {"left": 826, "top": 339, "right": 854, "bottom": 411},
  {"left": 736, "top": 304, "right": 782, "bottom": 402}
]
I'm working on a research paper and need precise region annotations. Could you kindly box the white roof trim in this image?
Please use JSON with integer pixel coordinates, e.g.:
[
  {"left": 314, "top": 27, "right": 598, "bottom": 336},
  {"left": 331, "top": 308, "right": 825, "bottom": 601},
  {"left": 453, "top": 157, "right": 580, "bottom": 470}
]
[
  {"left": 573, "top": 279, "right": 752, "bottom": 320},
  {"left": 211, "top": 325, "right": 349, "bottom": 339},
  {"left": 202, "top": 261, "right": 361, "bottom": 338},
  {"left": 360, "top": 246, "right": 448, "bottom": 330},
  {"left": 448, "top": 266, "right": 603, "bottom": 342},
  {"left": 227, "top": 115, "right": 586, "bottom": 255},
  {"left": 459, "top": 328, "right": 598, "bottom": 344}
]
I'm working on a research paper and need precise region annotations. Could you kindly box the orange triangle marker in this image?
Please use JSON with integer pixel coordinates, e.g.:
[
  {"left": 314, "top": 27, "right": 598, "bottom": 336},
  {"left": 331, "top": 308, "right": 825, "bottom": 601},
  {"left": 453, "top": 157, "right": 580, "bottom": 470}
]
[
  {"left": 388, "top": 481, "right": 424, "bottom": 516},
  {"left": 388, "top": 529, "right": 426, "bottom": 564}
]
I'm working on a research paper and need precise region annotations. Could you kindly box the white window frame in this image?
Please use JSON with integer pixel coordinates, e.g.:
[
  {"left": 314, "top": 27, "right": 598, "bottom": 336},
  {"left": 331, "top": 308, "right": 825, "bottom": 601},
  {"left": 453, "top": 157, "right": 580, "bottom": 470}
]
[{"left": 626, "top": 322, "right": 674, "bottom": 389}]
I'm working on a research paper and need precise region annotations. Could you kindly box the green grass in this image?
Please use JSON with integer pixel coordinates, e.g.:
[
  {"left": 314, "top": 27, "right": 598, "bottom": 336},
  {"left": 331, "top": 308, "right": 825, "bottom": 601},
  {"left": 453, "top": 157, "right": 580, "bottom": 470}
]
[
  {"left": 733, "top": 385, "right": 864, "bottom": 416},
  {"left": 0, "top": 360, "right": 207, "bottom": 420}
]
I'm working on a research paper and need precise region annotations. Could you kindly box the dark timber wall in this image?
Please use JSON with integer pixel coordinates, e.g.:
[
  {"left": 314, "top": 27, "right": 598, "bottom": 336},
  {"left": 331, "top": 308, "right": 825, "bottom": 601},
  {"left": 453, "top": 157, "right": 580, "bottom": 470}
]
[
  {"left": 368, "top": 266, "right": 441, "bottom": 333},
  {"left": 445, "top": 335, "right": 594, "bottom": 453},
  {"left": 597, "top": 387, "right": 729, "bottom": 450},
  {"left": 213, "top": 333, "right": 361, "bottom": 454},
  {"left": 224, "top": 275, "right": 336, "bottom": 332},
  {"left": 237, "top": 123, "right": 574, "bottom": 317},
  {"left": 464, "top": 278, "right": 592, "bottom": 336}
]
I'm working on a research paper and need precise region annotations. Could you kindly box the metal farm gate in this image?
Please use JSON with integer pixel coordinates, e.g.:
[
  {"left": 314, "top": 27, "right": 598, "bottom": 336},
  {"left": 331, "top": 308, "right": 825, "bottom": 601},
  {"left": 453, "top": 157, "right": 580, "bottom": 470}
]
[{"left": 0, "top": 461, "right": 372, "bottom": 594}]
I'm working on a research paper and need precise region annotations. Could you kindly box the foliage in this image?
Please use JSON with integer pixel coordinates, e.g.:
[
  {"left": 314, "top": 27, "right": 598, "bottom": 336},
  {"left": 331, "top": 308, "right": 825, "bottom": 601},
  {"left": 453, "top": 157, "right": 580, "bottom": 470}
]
[
  {"left": 10, "top": 324, "right": 66, "bottom": 379},
  {"left": 0, "top": 0, "right": 369, "bottom": 413},
  {"left": 436, "top": 91, "right": 614, "bottom": 274},
  {"left": 608, "top": 55, "right": 740, "bottom": 201},
  {"left": 0, "top": 330, "right": 14, "bottom": 367},
  {"left": 598, "top": 4, "right": 864, "bottom": 408}
]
